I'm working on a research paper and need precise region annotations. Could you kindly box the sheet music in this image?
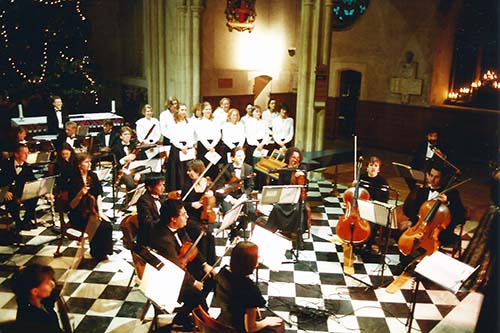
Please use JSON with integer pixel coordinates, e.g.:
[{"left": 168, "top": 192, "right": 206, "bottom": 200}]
[
  {"left": 260, "top": 185, "right": 302, "bottom": 205},
  {"left": 27, "top": 152, "right": 38, "bottom": 164},
  {"left": 179, "top": 147, "right": 196, "bottom": 162},
  {"left": 358, "top": 199, "right": 397, "bottom": 228},
  {"left": 415, "top": 251, "right": 477, "bottom": 294},
  {"left": 139, "top": 251, "right": 185, "bottom": 313},
  {"left": 204, "top": 151, "right": 222, "bottom": 165},
  {"left": 250, "top": 223, "right": 291, "bottom": 271},
  {"left": 253, "top": 148, "right": 269, "bottom": 158},
  {"left": 21, "top": 176, "right": 56, "bottom": 201}
]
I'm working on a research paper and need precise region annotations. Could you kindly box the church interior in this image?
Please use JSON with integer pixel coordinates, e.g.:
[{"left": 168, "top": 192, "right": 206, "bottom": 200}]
[{"left": 0, "top": 0, "right": 498, "bottom": 332}]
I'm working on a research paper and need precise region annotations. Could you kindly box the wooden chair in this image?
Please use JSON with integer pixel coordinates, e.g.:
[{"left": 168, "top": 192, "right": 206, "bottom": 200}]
[
  {"left": 192, "top": 305, "right": 238, "bottom": 333},
  {"left": 119, "top": 212, "right": 146, "bottom": 288},
  {"left": 53, "top": 192, "right": 85, "bottom": 258}
]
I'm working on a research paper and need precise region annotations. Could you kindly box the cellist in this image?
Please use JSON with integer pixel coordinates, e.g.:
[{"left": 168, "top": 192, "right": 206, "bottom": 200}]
[
  {"left": 398, "top": 162, "right": 465, "bottom": 269},
  {"left": 181, "top": 159, "right": 217, "bottom": 265}
]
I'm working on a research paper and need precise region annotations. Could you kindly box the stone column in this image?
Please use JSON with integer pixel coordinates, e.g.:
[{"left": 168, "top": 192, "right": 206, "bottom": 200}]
[{"left": 191, "top": 0, "right": 203, "bottom": 105}]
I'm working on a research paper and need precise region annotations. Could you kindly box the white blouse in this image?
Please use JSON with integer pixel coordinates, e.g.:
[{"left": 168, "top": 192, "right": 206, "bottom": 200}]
[
  {"left": 262, "top": 109, "right": 279, "bottom": 128},
  {"left": 272, "top": 117, "right": 294, "bottom": 145},
  {"left": 221, "top": 122, "right": 246, "bottom": 149},
  {"left": 136, "top": 117, "right": 161, "bottom": 143},
  {"left": 196, "top": 118, "right": 221, "bottom": 149},
  {"left": 170, "top": 120, "right": 195, "bottom": 149},
  {"left": 159, "top": 109, "right": 174, "bottom": 140},
  {"left": 245, "top": 118, "right": 270, "bottom": 146},
  {"left": 213, "top": 107, "right": 227, "bottom": 128}
]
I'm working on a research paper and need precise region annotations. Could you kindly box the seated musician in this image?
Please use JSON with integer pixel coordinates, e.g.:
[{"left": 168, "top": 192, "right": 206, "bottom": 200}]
[
  {"left": 148, "top": 199, "right": 215, "bottom": 331},
  {"left": 95, "top": 119, "right": 119, "bottom": 151},
  {"left": 111, "top": 126, "right": 146, "bottom": 191},
  {"left": 265, "top": 147, "right": 309, "bottom": 244},
  {"left": 55, "top": 121, "right": 86, "bottom": 152},
  {"left": 0, "top": 143, "right": 38, "bottom": 232},
  {"left": 52, "top": 143, "right": 78, "bottom": 198},
  {"left": 68, "top": 153, "right": 113, "bottom": 261},
  {"left": 215, "top": 147, "right": 255, "bottom": 239},
  {"left": 214, "top": 241, "right": 284, "bottom": 333},
  {"left": 181, "top": 159, "right": 216, "bottom": 265},
  {"left": 398, "top": 162, "right": 465, "bottom": 268},
  {"left": 11, "top": 263, "right": 63, "bottom": 333},
  {"left": 357, "top": 156, "right": 389, "bottom": 253},
  {"left": 136, "top": 173, "right": 164, "bottom": 246},
  {"left": 2, "top": 126, "right": 29, "bottom": 160}
]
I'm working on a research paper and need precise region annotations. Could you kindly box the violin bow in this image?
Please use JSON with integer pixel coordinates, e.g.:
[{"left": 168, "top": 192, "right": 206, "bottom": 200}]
[
  {"left": 181, "top": 162, "right": 213, "bottom": 201},
  {"left": 200, "top": 236, "right": 241, "bottom": 283}
]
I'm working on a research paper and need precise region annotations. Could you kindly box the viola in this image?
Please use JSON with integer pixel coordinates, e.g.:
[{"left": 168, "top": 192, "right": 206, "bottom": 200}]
[
  {"left": 336, "top": 158, "right": 371, "bottom": 245},
  {"left": 200, "top": 178, "right": 217, "bottom": 223}
]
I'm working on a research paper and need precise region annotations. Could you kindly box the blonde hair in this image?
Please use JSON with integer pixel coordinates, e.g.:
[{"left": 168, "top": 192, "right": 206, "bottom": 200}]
[{"left": 226, "top": 108, "right": 241, "bottom": 122}]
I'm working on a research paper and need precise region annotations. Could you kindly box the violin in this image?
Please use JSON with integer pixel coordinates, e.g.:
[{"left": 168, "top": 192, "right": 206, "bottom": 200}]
[
  {"left": 336, "top": 158, "right": 371, "bottom": 245},
  {"left": 178, "top": 227, "right": 206, "bottom": 269}
]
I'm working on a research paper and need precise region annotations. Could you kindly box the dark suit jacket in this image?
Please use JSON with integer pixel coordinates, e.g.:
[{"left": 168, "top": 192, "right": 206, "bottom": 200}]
[
  {"left": 47, "top": 109, "right": 69, "bottom": 135},
  {"left": 148, "top": 224, "right": 206, "bottom": 286},
  {"left": 95, "top": 130, "right": 119, "bottom": 149},
  {"left": 0, "top": 159, "right": 36, "bottom": 198},
  {"left": 410, "top": 141, "right": 449, "bottom": 171},
  {"left": 136, "top": 191, "right": 161, "bottom": 246},
  {"left": 111, "top": 141, "right": 141, "bottom": 166},
  {"left": 215, "top": 163, "right": 254, "bottom": 198},
  {"left": 55, "top": 133, "right": 85, "bottom": 152},
  {"left": 403, "top": 186, "right": 465, "bottom": 230}
]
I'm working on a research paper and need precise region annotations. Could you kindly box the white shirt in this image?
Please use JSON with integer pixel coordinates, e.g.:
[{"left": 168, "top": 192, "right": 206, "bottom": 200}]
[
  {"left": 213, "top": 107, "right": 227, "bottom": 128},
  {"left": 425, "top": 143, "right": 435, "bottom": 159},
  {"left": 272, "top": 117, "right": 294, "bottom": 145},
  {"left": 245, "top": 118, "right": 269, "bottom": 146},
  {"left": 136, "top": 117, "right": 161, "bottom": 143},
  {"left": 55, "top": 109, "right": 63, "bottom": 129},
  {"left": 196, "top": 118, "right": 221, "bottom": 149},
  {"left": 170, "top": 119, "right": 195, "bottom": 149},
  {"left": 222, "top": 122, "right": 245, "bottom": 149},
  {"left": 262, "top": 109, "right": 278, "bottom": 128},
  {"left": 159, "top": 109, "right": 174, "bottom": 140}
]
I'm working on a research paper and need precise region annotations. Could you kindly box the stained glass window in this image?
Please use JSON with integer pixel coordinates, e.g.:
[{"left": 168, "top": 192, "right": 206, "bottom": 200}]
[{"left": 331, "top": 0, "right": 370, "bottom": 31}]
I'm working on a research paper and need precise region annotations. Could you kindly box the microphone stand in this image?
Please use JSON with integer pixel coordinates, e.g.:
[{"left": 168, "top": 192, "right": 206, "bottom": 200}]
[{"left": 377, "top": 186, "right": 399, "bottom": 289}]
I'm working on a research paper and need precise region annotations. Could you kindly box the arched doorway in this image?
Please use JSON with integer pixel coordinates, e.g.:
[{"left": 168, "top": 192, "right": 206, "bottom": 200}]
[{"left": 337, "top": 70, "right": 361, "bottom": 138}]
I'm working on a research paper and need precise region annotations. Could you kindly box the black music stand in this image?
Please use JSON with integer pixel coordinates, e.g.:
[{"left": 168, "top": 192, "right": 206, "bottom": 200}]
[
  {"left": 358, "top": 198, "right": 397, "bottom": 288},
  {"left": 261, "top": 185, "right": 303, "bottom": 262},
  {"left": 392, "top": 162, "right": 425, "bottom": 188}
]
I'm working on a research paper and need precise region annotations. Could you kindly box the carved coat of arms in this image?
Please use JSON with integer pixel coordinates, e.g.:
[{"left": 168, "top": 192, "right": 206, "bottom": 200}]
[{"left": 225, "top": 0, "right": 256, "bottom": 32}]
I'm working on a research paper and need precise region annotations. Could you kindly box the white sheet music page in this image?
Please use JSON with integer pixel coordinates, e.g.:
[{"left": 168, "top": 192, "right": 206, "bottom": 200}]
[{"left": 415, "top": 251, "right": 477, "bottom": 294}]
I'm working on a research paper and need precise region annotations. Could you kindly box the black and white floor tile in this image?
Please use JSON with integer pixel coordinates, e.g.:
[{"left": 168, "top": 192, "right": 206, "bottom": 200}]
[{"left": 0, "top": 175, "right": 481, "bottom": 333}]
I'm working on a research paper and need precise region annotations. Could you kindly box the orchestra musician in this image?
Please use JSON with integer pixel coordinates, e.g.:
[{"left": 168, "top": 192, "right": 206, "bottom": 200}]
[
  {"left": 52, "top": 143, "right": 78, "bottom": 196},
  {"left": 136, "top": 173, "right": 164, "bottom": 246},
  {"left": 214, "top": 241, "right": 285, "bottom": 333},
  {"left": 148, "top": 199, "right": 215, "bottom": 332},
  {"left": 0, "top": 143, "right": 38, "bottom": 232},
  {"left": 181, "top": 160, "right": 216, "bottom": 265},
  {"left": 357, "top": 156, "right": 389, "bottom": 253},
  {"left": 68, "top": 153, "right": 113, "bottom": 262},
  {"left": 215, "top": 147, "right": 255, "bottom": 239},
  {"left": 11, "top": 264, "right": 63, "bottom": 333},
  {"left": 55, "top": 121, "right": 85, "bottom": 152},
  {"left": 397, "top": 162, "right": 465, "bottom": 269},
  {"left": 2, "top": 126, "right": 28, "bottom": 160},
  {"left": 111, "top": 126, "right": 146, "bottom": 191},
  {"left": 46, "top": 96, "right": 69, "bottom": 135},
  {"left": 95, "top": 119, "right": 119, "bottom": 150}
]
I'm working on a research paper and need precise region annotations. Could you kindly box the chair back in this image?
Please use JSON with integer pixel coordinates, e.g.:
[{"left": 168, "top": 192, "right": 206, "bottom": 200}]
[
  {"left": 120, "top": 212, "right": 139, "bottom": 250},
  {"left": 192, "top": 305, "right": 238, "bottom": 333}
]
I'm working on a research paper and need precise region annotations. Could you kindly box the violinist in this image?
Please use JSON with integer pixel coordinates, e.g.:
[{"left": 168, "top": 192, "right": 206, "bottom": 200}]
[
  {"left": 215, "top": 147, "right": 255, "bottom": 239},
  {"left": 136, "top": 173, "right": 164, "bottom": 246},
  {"left": 68, "top": 153, "right": 113, "bottom": 262},
  {"left": 111, "top": 126, "right": 145, "bottom": 191},
  {"left": 181, "top": 159, "right": 216, "bottom": 265},
  {"left": 397, "top": 162, "right": 465, "bottom": 269},
  {"left": 149, "top": 199, "right": 215, "bottom": 332}
]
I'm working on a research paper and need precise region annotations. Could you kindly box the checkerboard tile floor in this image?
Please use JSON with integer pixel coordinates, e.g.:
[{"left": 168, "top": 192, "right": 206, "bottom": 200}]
[{"left": 0, "top": 177, "right": 478, "bottom": 333}]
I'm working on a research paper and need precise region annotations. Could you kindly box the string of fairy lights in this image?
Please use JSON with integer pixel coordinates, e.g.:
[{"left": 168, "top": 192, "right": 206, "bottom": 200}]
[{"left": 0, "top": 0, "right": 97, "bottom": 103}]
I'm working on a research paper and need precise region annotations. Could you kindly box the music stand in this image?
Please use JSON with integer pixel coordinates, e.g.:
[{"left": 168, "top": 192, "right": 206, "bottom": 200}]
[
  {"left": 358, "top": 199, "right": 397, "bottom": 288},
  {"left": 405, "top": 251, "right": 478, "bottom": 333},
  {"left": 21, "top": 176, "right": 57, "bottom": 202},
  {"left": 261, "top": 185, "right": 303, "bottom": 261},
  {"left": 126, "top": 184, "right": 146, "bottom": 210},
  {"left": 217, "top": 194, "right": 247, "bottom": 235},
  {"left": 392, "top": 162, "right": 425, "bottom": 187},
  {"left": 250, "top": 223, "right": 291, "bottom": 272}
]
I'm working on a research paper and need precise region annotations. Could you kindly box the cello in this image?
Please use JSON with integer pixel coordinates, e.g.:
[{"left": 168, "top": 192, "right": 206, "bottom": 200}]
[
  {"left": 336, "top": 157, "right": 371, "bottom": 245},
  {"left": 398, "top": 178, "right": 471, "bottom": 257}
]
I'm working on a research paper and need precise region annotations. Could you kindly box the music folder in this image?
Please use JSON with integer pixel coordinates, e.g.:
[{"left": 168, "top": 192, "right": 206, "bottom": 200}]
[
  {"left": 392, "top": 162, "right": 425, "bottom": 183},
  {"left": 21, "top": 176, "right": 57, "bottom": 201},
  {"left": 414, "top": 251, "right": 478, "bottom": 294}
]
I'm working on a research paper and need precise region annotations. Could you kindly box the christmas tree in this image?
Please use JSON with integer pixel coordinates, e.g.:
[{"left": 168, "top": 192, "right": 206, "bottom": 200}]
[{"left": 0, "top": 0, "right": 100, "bottom": 115}]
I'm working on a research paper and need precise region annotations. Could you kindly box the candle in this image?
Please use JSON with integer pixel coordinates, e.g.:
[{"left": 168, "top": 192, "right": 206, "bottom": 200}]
[
  {"left": 18, "top": 104, "right": 24, "bottom": 119},
  {"left": 111, "top": 100, "right": 116, "bottom": 113}
]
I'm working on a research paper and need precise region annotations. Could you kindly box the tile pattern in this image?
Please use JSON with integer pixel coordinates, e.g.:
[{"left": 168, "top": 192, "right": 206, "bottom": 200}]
[{"left": 0, "top": 177, "right": 477, "bottom": 333}]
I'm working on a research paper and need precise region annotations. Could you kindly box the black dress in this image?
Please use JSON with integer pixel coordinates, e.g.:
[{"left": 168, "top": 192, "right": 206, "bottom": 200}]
[{"left": 15, "top": 290, "right": 63, "bottom": 333}]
